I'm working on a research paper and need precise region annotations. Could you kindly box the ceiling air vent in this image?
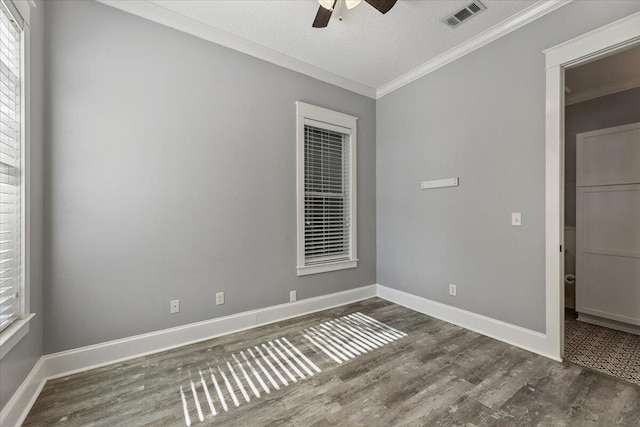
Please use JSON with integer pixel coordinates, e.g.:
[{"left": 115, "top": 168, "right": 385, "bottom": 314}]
[{"left": 443, "top": 1, "right": 486, "bottom": 28}]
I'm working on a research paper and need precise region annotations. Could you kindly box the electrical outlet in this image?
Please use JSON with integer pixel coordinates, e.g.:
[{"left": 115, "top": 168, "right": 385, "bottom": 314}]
[
  {"left": 216, "top": 292, "right": 225, "bottom": 306},
  {"left": 170, "top": 299, "right": 180, "bottom": 314},
  {"left": 512, "top": 212, "right": 522, "bottom": 226},
  {"left": 449, "top": 284, "right": 457, "bottom": 296},
  {"left": 290, "top": 290, "right": 297, "bottom": 303}
]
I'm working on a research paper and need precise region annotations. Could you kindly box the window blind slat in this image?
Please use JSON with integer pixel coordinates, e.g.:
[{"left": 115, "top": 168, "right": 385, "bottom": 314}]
[
  {"left": 305, "top": 255, "right": 350, "bottom": 265},
  {"left": 0, "top": 285, "right": 15, "bottom": 296}
]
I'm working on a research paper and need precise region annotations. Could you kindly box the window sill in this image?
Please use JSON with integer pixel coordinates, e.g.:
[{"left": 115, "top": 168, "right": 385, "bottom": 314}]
[
  {"left": 0, "top": 313, "right": 35, "bottom": 360},
  {"left": 297, "top": 259, "right": 358, "bottom": 276}
]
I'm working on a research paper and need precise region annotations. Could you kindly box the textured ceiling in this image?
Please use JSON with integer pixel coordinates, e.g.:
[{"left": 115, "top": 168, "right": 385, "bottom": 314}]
[
  {"left": 566, "top": 44, "right": 640, "bottom": 93},
  {"left": 147, "top": 0, "right": 537, "bottom": 89}
]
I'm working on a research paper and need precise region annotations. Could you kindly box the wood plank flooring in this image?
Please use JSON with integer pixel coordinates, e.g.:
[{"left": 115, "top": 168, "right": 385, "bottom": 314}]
[{"left": 24, "top": 298, "right": 640, "bottom": 426}]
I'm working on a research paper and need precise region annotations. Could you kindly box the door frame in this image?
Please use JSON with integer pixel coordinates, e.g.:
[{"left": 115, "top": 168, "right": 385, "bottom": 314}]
[{"left": 543, "top": 11, "right": 640, "bottom": 360}]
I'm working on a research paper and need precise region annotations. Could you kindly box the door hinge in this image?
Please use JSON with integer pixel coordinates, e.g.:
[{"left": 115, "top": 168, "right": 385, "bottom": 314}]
[{"left": 560, "top": 245, "right": 562, "bottom": 252}]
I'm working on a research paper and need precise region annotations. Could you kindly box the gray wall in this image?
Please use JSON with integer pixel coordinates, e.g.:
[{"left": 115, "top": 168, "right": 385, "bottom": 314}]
[
  {"left": 0, "top": 0, "right": 45, "bottom": 411},
  {"left": 564, "top": 87, "right": 640, "bottom": 227},
  {"left": 376, "top": 1, "right": 640, "bottom": 333},
  {"left": 43, "top": 0, "right": 376, "bottom": 354}
]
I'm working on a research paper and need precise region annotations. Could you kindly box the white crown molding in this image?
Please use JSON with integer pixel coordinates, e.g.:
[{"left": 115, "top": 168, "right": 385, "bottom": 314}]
[
  {"left": 97, "top": 0, "right": 377, "bottom": 99},
  {"left": 565, "top": 77, "right": 640, "bottom": 105},
  {"left": 0, "top": 357, "right": 46, "bottom": 427},
  {"left": 98, "top": 0, "right": 573, "bottom": 101},
  {"left": 376, "top": 0, "right": 573, "bottom": 99}
]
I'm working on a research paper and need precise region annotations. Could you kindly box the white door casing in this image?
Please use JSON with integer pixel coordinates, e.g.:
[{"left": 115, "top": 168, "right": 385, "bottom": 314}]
[{"left": 544, "top": 11, "right": 640, "bottom": 360}]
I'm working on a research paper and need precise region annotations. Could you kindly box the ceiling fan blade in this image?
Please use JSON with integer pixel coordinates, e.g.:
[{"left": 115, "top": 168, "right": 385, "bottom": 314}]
[
  {"left": 312, "top": 2, "right": 334, "bottom": 28},
  {"left": 364, "top": 0, "right": 397, "bottom": 14}
]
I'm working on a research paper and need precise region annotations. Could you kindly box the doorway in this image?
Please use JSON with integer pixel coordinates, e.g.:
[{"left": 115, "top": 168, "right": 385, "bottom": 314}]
[
  {"left": 561, "top": 47, "right": 640, "bottom": 383},
  {"left": 543, "top": 11, "right": 640, "bottom": 364}
]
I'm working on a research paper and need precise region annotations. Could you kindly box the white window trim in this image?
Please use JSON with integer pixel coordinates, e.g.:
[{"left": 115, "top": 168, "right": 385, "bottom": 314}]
[
  {"left": 0, "top": 0, "right": 33, "bottom": 360},
  {"left": 295, "top": 102, "right": 358, "bottom": 276},
  {"left": 0, "top": 314, "right": 34, "bottom": 359}
]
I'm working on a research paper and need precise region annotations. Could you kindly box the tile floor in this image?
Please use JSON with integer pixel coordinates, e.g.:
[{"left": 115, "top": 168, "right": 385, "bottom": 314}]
[{"left": 565, "top": 309, "right": 640, "bottom": 385}]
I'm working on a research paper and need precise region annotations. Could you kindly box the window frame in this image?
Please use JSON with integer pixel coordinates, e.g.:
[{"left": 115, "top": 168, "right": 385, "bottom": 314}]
[
  {"left": 0, "top": 0, "right": 32, "bottom": 360},
  {"left": 295, "top": 101, "right": 358, "bottom": 276}
]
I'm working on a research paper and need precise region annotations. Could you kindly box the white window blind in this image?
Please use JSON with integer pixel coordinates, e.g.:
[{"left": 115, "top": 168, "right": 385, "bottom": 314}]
[
  {"left": 296, "top": 102, "right": 357, "bottom": 276},
  {"left": 303, "top": 125, "right": 351, "bottom": 266},
  {"left": 0, "top": 2, "right": 21, "bottom": 333}
]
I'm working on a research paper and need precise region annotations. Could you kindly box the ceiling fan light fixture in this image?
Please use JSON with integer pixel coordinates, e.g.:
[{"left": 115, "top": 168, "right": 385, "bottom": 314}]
[
  {"left": 313, "top": 0, "right": 396, "bottom": 28},
  {"left": 318, "top": 0, "right": 334, "bottom": 10},
  {"left": 345, "top": 0, "right": 362, "bottom": 9}
]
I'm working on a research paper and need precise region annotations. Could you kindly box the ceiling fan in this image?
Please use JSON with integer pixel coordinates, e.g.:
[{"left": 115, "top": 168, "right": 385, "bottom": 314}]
[{"left": 313, "top": 0, "right": 398, "bottom": 28}]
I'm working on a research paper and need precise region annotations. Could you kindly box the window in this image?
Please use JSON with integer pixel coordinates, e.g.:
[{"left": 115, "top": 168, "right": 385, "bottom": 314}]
[
  {"left": 0, "top": 1, "right": 23, "bottom": 334},
  {"left": 296, "top": 102, "right": 357, "bottom": 276}
]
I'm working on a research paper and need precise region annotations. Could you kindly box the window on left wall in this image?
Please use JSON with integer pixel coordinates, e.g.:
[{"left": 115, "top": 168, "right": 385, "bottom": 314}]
[{"left": 0, "top": 0, "right": 24, "bottom": 334}]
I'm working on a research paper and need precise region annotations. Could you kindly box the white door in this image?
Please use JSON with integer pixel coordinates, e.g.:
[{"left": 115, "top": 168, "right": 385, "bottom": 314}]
[{"left": 576, "top": 123, "right": 640, "bottom": 327}]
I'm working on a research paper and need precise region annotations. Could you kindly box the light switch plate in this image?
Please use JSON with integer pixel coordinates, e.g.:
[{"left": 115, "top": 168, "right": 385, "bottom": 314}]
[
  {"left": 512, "top": 212, "right": 522, "bottom": 226},
  {"left": 216, "top": 292, "right": 224, "bottom": 306}
]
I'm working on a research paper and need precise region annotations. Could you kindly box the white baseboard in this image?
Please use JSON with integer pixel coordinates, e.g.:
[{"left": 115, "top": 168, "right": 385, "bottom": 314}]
[
  {"left": 4, "top": 282, "right": 567, "bottom": 426},
  {"left": 376, "top": 284, "right": 560, "bottom": 361},
  {"left": 43, "top": 284, "right": 377, "bottom": 380},
  {"left": 0, "top": 358, "right": 46, "bottom": 427},
  {"left": 578, "top": 313, "right": 640, "bottom": 336}
]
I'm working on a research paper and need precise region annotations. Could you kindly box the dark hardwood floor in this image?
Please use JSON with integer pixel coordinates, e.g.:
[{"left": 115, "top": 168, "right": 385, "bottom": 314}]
[{"left": 24, "top": 298, "right": 640, "bottom": 426}]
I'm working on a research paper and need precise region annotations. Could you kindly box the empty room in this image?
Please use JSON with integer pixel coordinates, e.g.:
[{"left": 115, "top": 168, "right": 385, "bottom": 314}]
[{"left": 1, "top": 0, "right": 639, "bottom": 426}]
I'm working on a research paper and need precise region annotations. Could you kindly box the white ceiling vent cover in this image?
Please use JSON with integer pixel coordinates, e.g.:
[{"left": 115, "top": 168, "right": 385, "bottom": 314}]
[{"left": 443, "top": 1, "right": 487, "bottom": 28}]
